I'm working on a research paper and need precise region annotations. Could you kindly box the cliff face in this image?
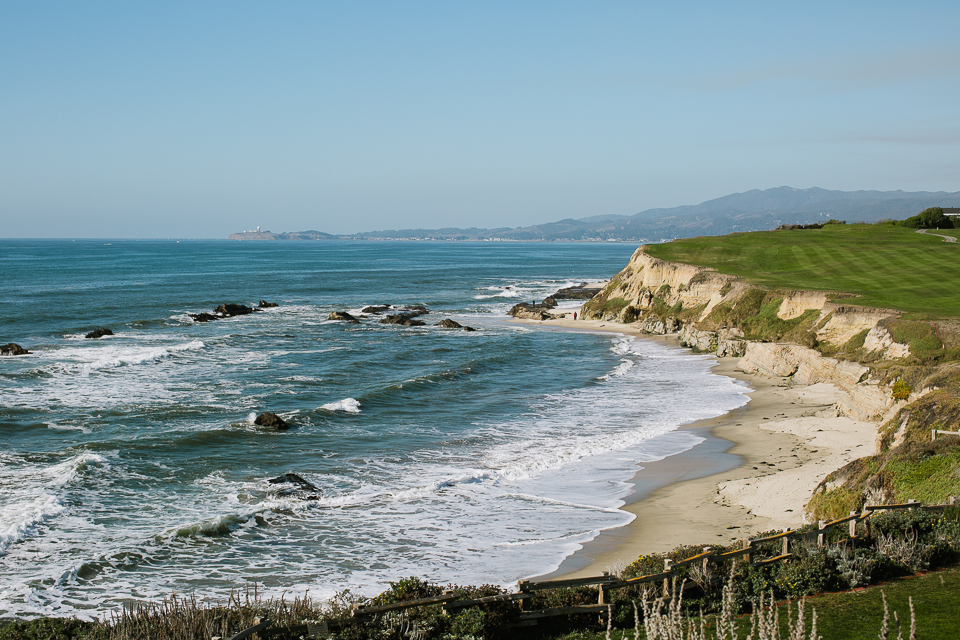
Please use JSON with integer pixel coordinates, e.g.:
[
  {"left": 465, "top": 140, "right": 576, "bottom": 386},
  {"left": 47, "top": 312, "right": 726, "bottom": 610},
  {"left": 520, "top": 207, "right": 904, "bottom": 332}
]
[{"left": 580, "top": 246, "right": 906, "bottom": 421}]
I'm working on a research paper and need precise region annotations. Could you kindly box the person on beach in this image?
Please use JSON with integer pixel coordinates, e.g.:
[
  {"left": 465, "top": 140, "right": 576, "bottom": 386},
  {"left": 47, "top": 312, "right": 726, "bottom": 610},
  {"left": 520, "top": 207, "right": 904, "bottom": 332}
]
[{"left": 574, "top": 312, "right": 577, "bottom": 321}]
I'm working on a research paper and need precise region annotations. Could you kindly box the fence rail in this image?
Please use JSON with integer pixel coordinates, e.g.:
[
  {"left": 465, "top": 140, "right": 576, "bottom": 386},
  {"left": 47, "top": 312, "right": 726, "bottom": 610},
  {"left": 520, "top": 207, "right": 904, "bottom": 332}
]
[
  {"left": 932, "top": 429, "right": 960, "bottom": 441},
  {"left": 248, "top": 497, "right": 956, "bottom": 638}
]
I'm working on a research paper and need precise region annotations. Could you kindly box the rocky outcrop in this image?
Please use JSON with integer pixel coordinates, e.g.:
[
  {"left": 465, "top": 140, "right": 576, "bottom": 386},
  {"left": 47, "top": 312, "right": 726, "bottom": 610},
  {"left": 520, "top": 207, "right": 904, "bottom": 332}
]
[
  {"left": 0, "top": 343, "right": 29, "bottom": 356},
  {"left": 436, "top": 319, "right": 476, "bottom": 331},
  {"left": 257, "top": 300, "right": 279, "bottom": 308},
  {"left": 402, "top": 305, "right": 429, "bottom": 317},
  {"left": 507, "top": 303, "right": 555, "bottom": 321},
  {"left": 362, "top": 305, "right": 391, "bottom": 314},
  {"left": 380, "top": 314, "right": 426, "bottom": 326},
  {"left": 268, "top": 472, "right": 320, "bottom": 499},
  {"left": 581, "top": 247, "right": 739, "bottom": 323},
  {"left": 736, "top": 342, "right": 891, "bottom": 421},
  {"left": 553, "top": 283, "right": 604, "bottom": 300},
  {"left": 678, "top": 326, "right": 748, "bottom": 357},
  {"left": 215, "top": 303, "right": 254, "bottom": 317},
  {"left": 328, "top": 311, "right": 360, "bottom": 324},
  {"left": 190, "top": 302, "right": 264, "bottom": 322},
  {"left": 863, "top": 326, "right": 911, "bottom": 360},
  {"left": 85, "top": 328, "right": 114, "bottom": 339},
  {"left": 254, "top": 412, "right": 289, "bottom": 430}
]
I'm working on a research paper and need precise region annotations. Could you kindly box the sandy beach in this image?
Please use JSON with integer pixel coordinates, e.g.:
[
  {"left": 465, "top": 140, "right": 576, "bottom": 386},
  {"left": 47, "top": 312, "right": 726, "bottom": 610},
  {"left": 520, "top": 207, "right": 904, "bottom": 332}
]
[{"left": 513, "top": 316, "right": 878, "bottom": 580}]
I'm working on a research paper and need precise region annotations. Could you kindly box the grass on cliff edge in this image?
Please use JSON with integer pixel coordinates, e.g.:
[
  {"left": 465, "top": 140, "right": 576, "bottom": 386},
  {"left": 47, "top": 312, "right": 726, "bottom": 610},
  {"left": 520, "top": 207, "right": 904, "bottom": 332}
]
[{"left": 644, "top": 224, "right": 960, "bottom": 316}]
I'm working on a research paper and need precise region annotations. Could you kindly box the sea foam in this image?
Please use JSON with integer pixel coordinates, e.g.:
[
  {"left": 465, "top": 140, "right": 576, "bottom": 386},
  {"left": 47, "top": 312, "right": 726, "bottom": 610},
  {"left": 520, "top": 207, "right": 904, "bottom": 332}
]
[{"left": 321, "top": 398, "right": 362, "bottom": 413}]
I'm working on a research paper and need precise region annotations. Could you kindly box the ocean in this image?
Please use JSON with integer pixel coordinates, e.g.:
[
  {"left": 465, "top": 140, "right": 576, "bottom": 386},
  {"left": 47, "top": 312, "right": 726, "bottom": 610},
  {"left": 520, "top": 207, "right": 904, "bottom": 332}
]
[{"left": 0, "top": 240, "right": 748, "bottom": 619}]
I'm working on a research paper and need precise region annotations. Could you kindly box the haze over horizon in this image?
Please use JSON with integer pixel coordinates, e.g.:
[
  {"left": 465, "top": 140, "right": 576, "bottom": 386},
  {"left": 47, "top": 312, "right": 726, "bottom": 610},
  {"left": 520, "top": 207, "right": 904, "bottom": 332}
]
[{"left": 3, "top": 2, "right": 960, "bottom": 239}]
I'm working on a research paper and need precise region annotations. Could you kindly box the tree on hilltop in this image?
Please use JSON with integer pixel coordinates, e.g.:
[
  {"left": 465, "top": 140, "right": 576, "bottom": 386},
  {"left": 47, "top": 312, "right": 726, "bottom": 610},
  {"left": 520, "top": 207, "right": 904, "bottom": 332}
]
[{"left": 899, "top": 206, "right": 955, "bottom": 229}]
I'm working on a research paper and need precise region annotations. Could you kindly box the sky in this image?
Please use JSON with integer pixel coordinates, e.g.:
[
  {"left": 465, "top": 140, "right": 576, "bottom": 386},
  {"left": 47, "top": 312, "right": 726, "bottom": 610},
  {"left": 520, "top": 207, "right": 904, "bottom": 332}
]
[{"left": 2, "top": 2, "right": 960, "bottom": 238}]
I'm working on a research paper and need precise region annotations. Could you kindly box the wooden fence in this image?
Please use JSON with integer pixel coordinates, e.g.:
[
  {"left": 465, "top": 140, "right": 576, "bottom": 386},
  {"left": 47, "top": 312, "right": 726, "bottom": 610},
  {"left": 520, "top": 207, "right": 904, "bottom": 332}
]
[
  {"left": 932, "top": 428, "right": 960, "bottom": 441},
  {"left": 235, "top": 498, "right": 957, "bottom": 640}
]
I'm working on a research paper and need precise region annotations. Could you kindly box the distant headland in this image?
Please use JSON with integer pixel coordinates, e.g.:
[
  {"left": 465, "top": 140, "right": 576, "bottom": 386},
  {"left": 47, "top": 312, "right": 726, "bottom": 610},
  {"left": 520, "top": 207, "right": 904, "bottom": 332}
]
[{"left": 229, "top": 186, "right": 960, "bottom": 242}]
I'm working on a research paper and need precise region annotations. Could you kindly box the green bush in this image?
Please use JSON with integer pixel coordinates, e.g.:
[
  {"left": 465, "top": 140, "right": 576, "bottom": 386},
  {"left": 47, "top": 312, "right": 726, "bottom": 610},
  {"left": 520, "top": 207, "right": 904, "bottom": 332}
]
[{"left": 892, "top": 379, "right": 912, "bottom": 400}]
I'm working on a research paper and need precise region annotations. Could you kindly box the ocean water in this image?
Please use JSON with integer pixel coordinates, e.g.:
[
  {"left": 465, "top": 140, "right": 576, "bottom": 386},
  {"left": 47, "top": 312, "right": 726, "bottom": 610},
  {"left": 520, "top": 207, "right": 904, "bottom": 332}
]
[{"left": 0, "top": 240, "right": 748, "bottom": 619}]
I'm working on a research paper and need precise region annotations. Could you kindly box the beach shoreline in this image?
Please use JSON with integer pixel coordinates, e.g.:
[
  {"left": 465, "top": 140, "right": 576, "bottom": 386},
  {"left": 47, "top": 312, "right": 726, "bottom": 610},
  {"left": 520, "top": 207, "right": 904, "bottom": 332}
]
[{"left": 510, "top": 316, "right": 878, "bottom": 580}]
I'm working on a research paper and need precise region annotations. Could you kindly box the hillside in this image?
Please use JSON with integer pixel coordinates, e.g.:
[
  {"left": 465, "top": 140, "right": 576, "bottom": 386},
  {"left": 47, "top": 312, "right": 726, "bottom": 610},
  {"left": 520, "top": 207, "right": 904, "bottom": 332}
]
[
  {"left": 579, "top": 222, "right": 960, "bottom": 519},
  {"left": 229, "top": 186, "right": 960, "bottom": 242}
]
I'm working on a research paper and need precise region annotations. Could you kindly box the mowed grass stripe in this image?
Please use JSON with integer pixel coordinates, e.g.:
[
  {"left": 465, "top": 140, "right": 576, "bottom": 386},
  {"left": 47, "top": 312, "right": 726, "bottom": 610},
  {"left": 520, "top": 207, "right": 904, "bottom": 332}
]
[{"left": 645, "top": 225, "right": 960, "bottom": 315}]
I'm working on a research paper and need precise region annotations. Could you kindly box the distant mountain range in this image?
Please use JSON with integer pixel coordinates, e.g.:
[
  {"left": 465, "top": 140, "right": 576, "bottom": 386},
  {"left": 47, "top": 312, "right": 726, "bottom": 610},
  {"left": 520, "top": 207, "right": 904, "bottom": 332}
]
[{"left": 228, "top": 186, "right": 960, "bottom": 242}]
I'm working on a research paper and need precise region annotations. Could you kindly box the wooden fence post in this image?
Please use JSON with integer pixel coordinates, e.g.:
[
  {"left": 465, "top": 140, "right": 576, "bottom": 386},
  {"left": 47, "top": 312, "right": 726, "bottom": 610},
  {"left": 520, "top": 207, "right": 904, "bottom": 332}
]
[
  {"left": 849, "top": 511, "right": 858, "bottom": 537},
  {"left": 742, "top": 539, "right": 751, "bottom": 565},
  {"left": 663, "top": 559, "right": 674, "bottom": 598},
  {"left": 781, "top": 533, "right": 789, "bottom": 556},
  {"left": 598, "top": 572, "right": 610, "bottom": 605},
  {"left": 908, "top": 499, "right": 917, "bottom": 511},
  {"left": 817, "top": 520, "right": 826, "bottom": 547},
  {"left": 702, "top": 547, "right": 712, "bottom": 576}
]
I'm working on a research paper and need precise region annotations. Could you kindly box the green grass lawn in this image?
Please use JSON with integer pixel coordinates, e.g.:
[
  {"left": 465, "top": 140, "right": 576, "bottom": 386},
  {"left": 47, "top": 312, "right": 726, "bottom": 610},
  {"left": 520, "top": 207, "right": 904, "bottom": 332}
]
[
  {"left": 803, "top": 566, "right": 960, "bottom": 640},
  {"left": 644, "top": 224, "right": 960, "bottom": 316}
]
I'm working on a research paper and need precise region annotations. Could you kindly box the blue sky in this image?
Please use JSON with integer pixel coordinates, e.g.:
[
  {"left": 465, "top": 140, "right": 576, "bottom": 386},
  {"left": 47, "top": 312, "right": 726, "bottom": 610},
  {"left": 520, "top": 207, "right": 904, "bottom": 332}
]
[{"left": 2, "top": 2, "right": 959, "bottom": 238}]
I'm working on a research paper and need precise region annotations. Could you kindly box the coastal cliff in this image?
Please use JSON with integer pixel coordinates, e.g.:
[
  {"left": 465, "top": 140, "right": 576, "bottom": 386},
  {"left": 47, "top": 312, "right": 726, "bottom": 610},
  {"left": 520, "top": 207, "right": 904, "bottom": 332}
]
[
  {"left": 580, "top": 246, "right": 904, "bottom": 417},
  {"left": 578, "top": 245, "right": 960, "bottom": 517}
]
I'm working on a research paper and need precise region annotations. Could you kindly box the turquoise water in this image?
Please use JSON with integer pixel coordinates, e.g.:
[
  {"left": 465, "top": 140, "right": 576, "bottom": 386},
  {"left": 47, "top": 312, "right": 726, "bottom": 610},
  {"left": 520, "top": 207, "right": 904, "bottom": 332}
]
[{"left": 0, "top": 240, "right": 747, "bottom": 619}]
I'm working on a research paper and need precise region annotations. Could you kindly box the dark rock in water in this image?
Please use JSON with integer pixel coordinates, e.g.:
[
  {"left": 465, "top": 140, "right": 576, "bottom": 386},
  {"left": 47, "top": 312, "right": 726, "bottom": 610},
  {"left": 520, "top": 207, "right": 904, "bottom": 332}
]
[
  {"left": 190, "top": 303, "right": 258, "bottom": 322},
  {"left": 553, "top": 283, "right": 603, "bottom": 300},
  {"left": 215, "top": 303, "right": 255, "bottom": 317},
  {"left": 380, "top": 314, "right": 426, "bottom": 327},
  {"left": 328, "top": 311, "right": 360, "bottom": 324},
  {"left": 379, "top": 305, "right": 429, "bottom": 326},
  {"left": 85, "top": 328, "right": 114, "bottom": 339},
  {"left": 254, "top": 412, "right": 289, "bottom": 430},
  {"left": 268, "top": 473, "right": 321, "bottom": 499},
  {"left": 541, "top": 297, "right": 558, "bottom": 308},
  {"left": 0, "top": 343, "right": 30, "bottom": 356},
  {"left": 257, "top": 300, "right": 279, "bottom": 308},
  {"left": 435, "top": 319, "right": 475, "bottom": 331},
  {"left": 362, "top": 305, "right": 391, "bottom": 314}
]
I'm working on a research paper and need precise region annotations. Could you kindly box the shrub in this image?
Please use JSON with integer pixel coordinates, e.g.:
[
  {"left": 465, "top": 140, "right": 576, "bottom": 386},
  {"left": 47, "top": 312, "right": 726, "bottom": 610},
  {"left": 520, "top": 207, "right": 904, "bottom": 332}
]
[
  {"left": 892, "top": 379, "right": 912, "bottom": 401},
  {"left": 899, "top": 207, "right": 954, "bottom": 229},
  {"left": 828, "top": 546, "right": 876, "bottom": 588},
  {"left": 371, "top": 576, "right": 442, "bottom": 606},
  {"left": 448, "top": 607, "right": 486, "bottom": 638}
]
